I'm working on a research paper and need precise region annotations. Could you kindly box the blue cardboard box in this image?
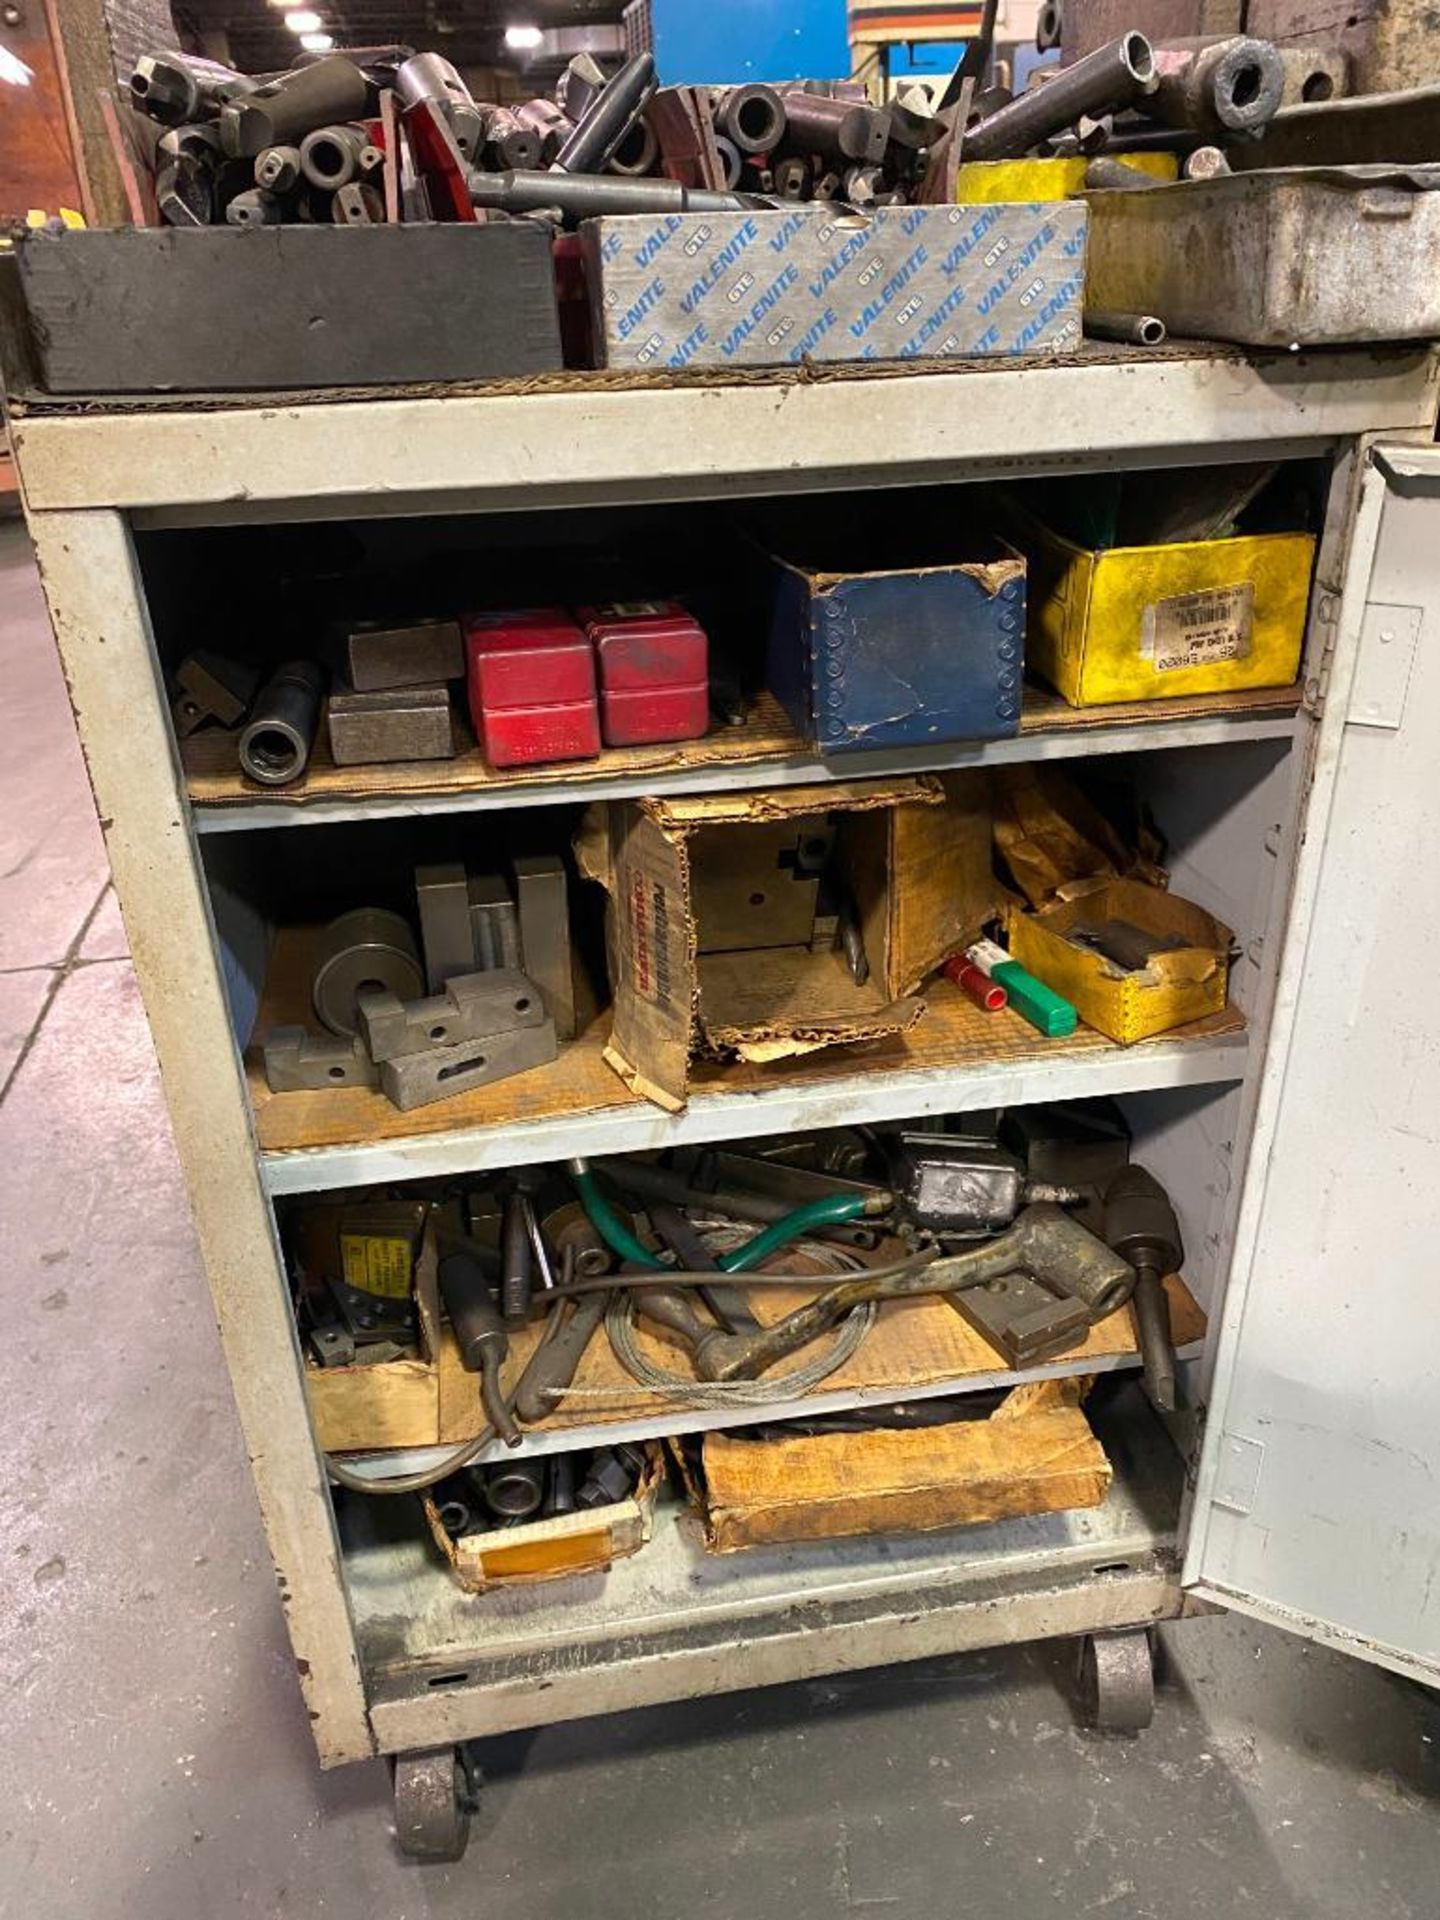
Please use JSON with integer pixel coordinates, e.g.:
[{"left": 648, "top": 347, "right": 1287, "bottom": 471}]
[
  {"left": 580, "top": 202, "right": 1086, "bottom": 371},
  {"left": 758, "top": 512, "right": 1027, "bottom": 754}
]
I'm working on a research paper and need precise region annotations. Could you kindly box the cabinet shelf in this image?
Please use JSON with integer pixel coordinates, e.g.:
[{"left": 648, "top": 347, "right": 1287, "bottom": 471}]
[
  {"left": 251, "top": 925, "right": 1247, "bottom": 1194},
  {"left": 191, "top": 684, "right": 1301, "bottom": 833},
  {"left": 318, "top": 1275, "right": 1206, "bottom": 1473}
]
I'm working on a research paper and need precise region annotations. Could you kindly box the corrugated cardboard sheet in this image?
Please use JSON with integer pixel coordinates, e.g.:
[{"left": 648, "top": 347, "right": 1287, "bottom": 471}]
[{"left": 583, "top": 203, "right": 1087, "bottom": 371}]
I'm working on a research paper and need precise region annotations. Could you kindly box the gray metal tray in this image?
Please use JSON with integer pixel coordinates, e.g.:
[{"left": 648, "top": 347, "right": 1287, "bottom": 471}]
[{"left": 1085, "top": 165, "right": 1440, "bottom": 349}]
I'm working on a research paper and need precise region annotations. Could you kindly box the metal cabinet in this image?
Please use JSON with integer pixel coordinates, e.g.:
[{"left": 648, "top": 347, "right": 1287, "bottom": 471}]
[{"left": 12, "top": 346, "right": 1440, "bottom": 1855}]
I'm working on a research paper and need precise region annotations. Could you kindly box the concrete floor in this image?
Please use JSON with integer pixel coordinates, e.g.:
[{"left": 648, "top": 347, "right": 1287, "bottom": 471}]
[{"left": 0, "top": 512, "right": 1437, "bottom": 1918}]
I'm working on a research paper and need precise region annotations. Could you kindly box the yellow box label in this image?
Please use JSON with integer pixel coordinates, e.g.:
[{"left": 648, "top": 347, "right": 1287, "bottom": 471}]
[
  {"left": 340, "top": 1234, "right": 413, "bottom": 1300},
  {"left": 1142, "top": 582, "right": 1255, "bottom": 672}
]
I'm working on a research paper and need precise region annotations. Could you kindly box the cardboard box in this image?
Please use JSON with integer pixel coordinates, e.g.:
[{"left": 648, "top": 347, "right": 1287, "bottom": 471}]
[
  {"left": 677, "top": 1378, "right": 1111, "bottom": 1553},
  {"left": 9, "top": 225, "right": 564, "bottom": 394},
  {"left": 581, "top": 202, "right": 1086, "bottom": 372},
  {"left": 1001, "top": 496, "right": 1314, "bottom": 707},
  {"left": 1008, "top": 876, "right": 1232, "bottom": 1046},
  {"left": 422, "top": 1446, "right": 664, "bottom": 1594},
  {"left": 761, "top": 515, "right": 1025, "bottom": 753},
  {"left": 574, "top": 773, "right": 997, "bottom": 1110}
]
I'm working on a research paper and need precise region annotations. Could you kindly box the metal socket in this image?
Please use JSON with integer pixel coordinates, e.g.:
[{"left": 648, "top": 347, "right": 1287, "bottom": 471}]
[{"left": 238, "top": 660, "right": 324, "bottom": 785}]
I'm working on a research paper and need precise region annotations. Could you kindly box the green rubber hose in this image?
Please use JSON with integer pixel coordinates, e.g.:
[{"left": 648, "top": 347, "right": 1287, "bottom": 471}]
[
  {"left": 716, "top": 1191, "right": 869, "bottom": 1273},
  {"left": 568, "top": 1162, "right": 868, "bottom": 1276}
]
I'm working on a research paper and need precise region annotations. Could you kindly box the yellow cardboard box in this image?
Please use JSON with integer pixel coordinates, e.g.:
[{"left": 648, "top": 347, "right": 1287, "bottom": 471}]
[{"left": 1006, "top": 499, "right": 1314, "bottom": 707}]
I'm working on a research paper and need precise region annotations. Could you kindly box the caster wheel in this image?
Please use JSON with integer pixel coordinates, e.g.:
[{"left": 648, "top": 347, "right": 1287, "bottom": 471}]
[
  {"left": 393, "top": 1745, "right": 478, "bottom": 1861},
  {"left": 1078, "top": 1629, "right": 1155, "bottom": 1733}
]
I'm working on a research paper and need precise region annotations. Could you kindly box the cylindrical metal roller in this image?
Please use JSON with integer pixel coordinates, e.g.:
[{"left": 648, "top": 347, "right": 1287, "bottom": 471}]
[
  {"left": 1149, "top": 37, "right": 1285, "bottom": 139},
  {"left": 468, "top": 169, "right": 745, "bottom": 217},
  {"left": 1085, "top": 309, "right": 1167, "bottom": 346},
  {"left": 607, "top": 113, "right": 659, "bottom": 177},
  {"left": 394, "top": 51, "right": 472, "bottom": 112},
  {"left": 515, "top": 97, "right": 573, "bottom": 163},
  {"left": 781, "top": 91, "right": 889, "bottom": 165},
  {"left": 225, "top": 188, "right": 284, "bottom": 227},
  {"left": 239, "top": 661, "right": 324, "bottom": 786},
  {"left": 715, "top": 83, "right": 786, "bottom": 155},
  {"left": 1183, "top": 144, "right": 1231, "bottom": 179},
  {"left": 311, "top": 907, "right": 423, "bottom": 1037},
  {"left": 254, "top": 144, "right": 302, "bottom": 192},
  {"left": 483, "top": 1458, "right": 546, "bottom": 1520},
  {"left": 964, "top": 32, "right": 1156, "bottom": 162},
  {"left": 485, "top": 114, "right": 544, "bottom": 171},
  {"left": 219, "top": 55, "right": 371, "bottom": 159},
  {"left": 553, "top": 50, "right": 656, "bottom": 174},
  {"left": 299, "top": 123, "right": 373, "bottom": 190}
]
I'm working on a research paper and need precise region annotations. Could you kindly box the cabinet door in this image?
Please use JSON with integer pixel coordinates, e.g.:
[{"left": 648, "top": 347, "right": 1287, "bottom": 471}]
[{"left": 1184, "top": 444, "right": 1440, "bottom": 1684}]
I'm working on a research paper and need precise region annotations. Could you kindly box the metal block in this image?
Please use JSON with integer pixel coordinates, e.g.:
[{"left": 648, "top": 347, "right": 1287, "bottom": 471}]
[
  {"left": 358, "top": 968, "right": 547, "bottom": 1063},
  {"left": 172, "top": 649, "right": 259, "bottom": 735},
  {"left": 416, "top": 863, "right": 476, "bottom": 992},
  {"left": 513, "top": 854, "right": 576, "bottom": 1041},
  {"left": 468, "top": 874, "right": 521, "bottom": 970},
  {"left": 327, "top": 684, "right": 455, "bottom": 766},
  {"left": 379, "top": 1017, "right": 558, "bottom": 1111},
  {"left": 342, "top": 620, "right": 465, "bottom": 692},
  {"left": 263, "top": 1024, "right": 378, "bottom": 1092}
]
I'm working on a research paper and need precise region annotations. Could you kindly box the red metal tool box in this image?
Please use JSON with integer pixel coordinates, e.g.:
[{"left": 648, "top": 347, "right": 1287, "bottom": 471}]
[
  {"left": 464, "top": 609, "right": 601, "bottom": 769},
  {"left": 579, "top": 601, "right": 709, "bottom": 749}
]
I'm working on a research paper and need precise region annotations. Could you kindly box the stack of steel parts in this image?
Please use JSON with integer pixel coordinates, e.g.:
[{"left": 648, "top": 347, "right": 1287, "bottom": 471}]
[{"left": 263, "top": 855, "right": 575, "bottom": 1111}]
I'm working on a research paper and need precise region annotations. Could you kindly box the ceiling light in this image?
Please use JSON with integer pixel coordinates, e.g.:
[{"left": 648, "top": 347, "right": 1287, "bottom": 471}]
[
  {"left": 505, "top": 25, "right": 544, "bottom": 49},
  {"left": 285, "top": 9, "right": 322, "bottom": 31},
  {"left": 299, "top": 29, "right": 333, "bottom": 49}
]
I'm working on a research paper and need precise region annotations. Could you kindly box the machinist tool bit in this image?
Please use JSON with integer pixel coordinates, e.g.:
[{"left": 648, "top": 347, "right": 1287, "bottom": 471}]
[
  {"left": 468, "top": 169, "right": 745, "bottom": 218},
  {"left": 438, "top": 1248, "right": 519, "bottom": 1445},
  {"left": 358, "top": 968, "right": 546, "bottom": 1063},
  {"left": 254, "top": 144, "right": 302, "bottom": 192},
  {"left": 219, "top": 55, "right": 371, "bottom": 159},
  {"left": 131, "top": 50, "right": 254, "bottom": 125},
  {"left": 780, "top": 91, "right": 890, "bottom": 165},
  {"left": 1104, "top": 1165, "right": 1183, "bottom": 1412},
  {"left": 263, "top": 1025, "right": 378, "bottom": 1093},
  {"left": 378, "top": 1017, "right": 557, "bottom": 1111},
  {"left": 394, "top": 51, "right": 471, "bottom": 112},
  {"left": 225, "top": 188, "right": 284, "bottom": 227},
  {"left": 300, "top": 123, "right": 383, "bottom": 190}
]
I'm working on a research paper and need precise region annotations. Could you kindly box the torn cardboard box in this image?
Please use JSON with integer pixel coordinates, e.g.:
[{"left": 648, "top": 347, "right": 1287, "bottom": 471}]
[
  {"left": 678, "top": 1378, "right": 1111, "bottom": 1553},
  {"left": 575, "top": 774, "right": 997, "bottom": 1110}
]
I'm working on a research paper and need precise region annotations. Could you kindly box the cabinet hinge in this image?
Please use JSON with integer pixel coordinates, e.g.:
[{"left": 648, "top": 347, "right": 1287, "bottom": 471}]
[{"left": 1303, "top": 592, "right": 1340, "bottom": 716}]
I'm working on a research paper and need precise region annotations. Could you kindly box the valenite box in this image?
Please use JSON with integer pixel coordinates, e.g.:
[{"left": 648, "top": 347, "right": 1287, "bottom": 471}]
[{"left": 580, "top": 201, "right": 1087, "bottom": 372}]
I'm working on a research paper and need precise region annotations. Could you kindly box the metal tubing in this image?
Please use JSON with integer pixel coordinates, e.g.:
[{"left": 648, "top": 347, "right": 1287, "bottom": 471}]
[
  {"left": 238, "top": 661, "right": 324, "bottom": 786},
  {"left": 554, "top": 51, "right": 657, "bottom": 175},
  {"left": 1086, "top": 308, "right": 1167, "bottom": 346},
  {"left": 483, "top": 1457, "right": 546, "bottom": 1519},
  {"left": 963, "top": 33, "right": 1156, "bottom": 162},
  {"left": 716, "top": 83, "right": 787, "bottom": 155},
  {"left": 468, "top": 169, "right": 745, "bottom": 217}
]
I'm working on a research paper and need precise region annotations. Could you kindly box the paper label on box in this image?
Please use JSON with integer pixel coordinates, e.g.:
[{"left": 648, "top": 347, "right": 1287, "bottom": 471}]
[
  {"left": 1141, "top": 583, "right": 1255, "bottom": 672},
  {"left": 625, "top": 868, "right": 682, "bottom": 1015},
  {"left": 340, "top": 1234, "right": 412, "bottom": 1300}
]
